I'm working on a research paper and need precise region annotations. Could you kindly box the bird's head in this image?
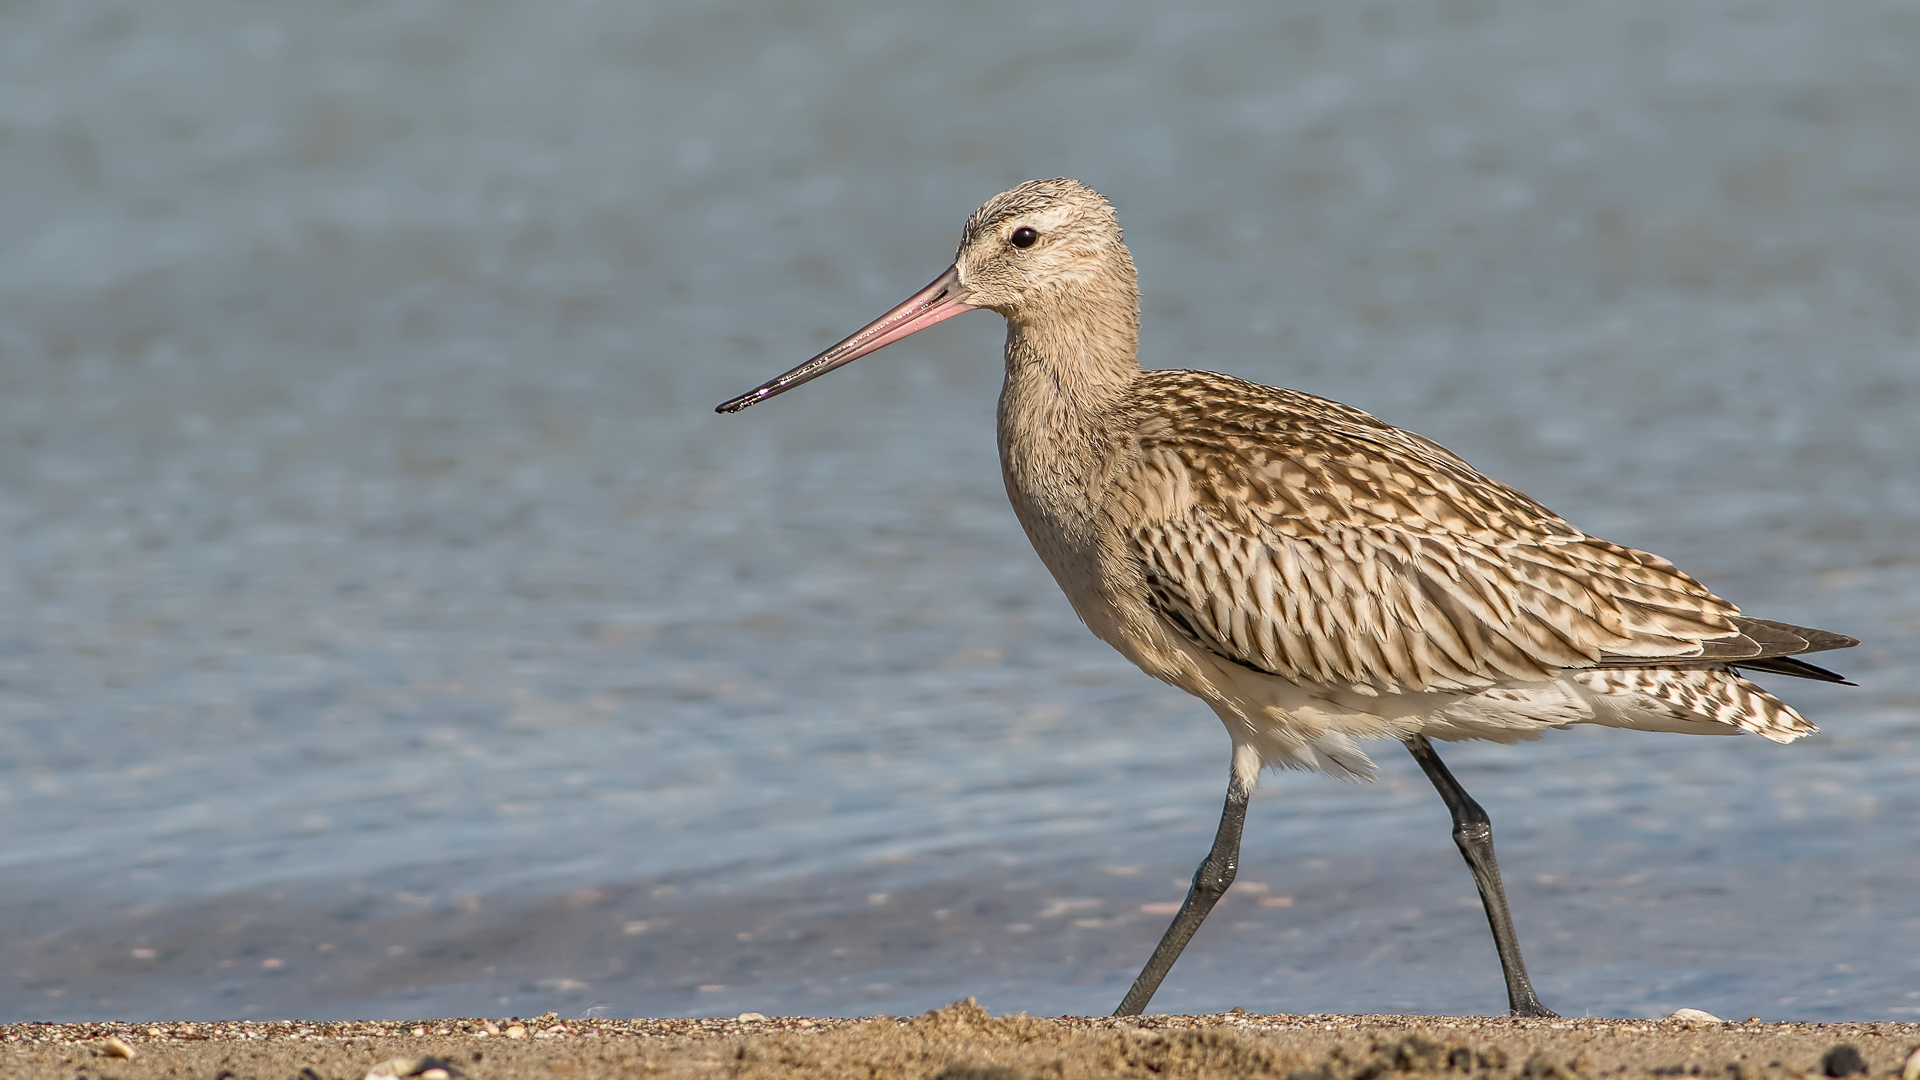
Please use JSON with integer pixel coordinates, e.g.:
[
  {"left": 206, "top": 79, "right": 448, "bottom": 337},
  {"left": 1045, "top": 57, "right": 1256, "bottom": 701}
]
[
  {"left": 951, "top": 178, "right": 1131, "bottom": 319},
  {"left": 716, "top": 178, "right": 1133, "bottom": 414}
]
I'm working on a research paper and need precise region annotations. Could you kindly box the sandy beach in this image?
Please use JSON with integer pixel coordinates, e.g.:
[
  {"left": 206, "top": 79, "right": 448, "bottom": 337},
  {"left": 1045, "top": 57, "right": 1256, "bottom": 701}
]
[{"left": 6, "top": 1002, "right": 1917, "bottom": 1080}]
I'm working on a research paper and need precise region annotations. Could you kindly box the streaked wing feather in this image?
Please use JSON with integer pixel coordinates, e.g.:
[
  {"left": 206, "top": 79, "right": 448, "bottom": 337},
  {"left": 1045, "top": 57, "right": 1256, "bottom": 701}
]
[
  {"left": 1119, "top": 371, "right": 1842, "bottom": 693},
  {"left": 1736, "top": 617, "right": 1859, "bottom": 655},
  {"left": 1596, "top": 615, "right": 1858, "bottom": 683}
]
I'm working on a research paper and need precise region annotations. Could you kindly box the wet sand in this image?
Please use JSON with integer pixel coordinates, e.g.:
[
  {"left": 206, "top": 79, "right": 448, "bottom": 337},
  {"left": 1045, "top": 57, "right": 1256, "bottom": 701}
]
[{"left": 6, "top": 1001, "right": 1916, "bottom": 1080}]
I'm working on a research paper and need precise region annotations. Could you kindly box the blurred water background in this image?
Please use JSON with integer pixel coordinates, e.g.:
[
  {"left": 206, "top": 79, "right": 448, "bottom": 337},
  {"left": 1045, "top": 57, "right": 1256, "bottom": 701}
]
[{"left": 1, "top": 0, "right": 1916, "bottom": 1024}]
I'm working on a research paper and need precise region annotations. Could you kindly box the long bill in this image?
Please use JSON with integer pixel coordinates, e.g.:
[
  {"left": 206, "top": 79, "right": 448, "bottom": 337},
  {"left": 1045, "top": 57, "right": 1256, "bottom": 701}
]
[{"left": 715, "top": 264, "right": 975, "bottom": 414}]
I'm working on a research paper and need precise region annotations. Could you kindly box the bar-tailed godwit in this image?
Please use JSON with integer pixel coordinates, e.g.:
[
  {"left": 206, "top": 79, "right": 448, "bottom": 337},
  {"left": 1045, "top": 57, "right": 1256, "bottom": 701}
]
[{"left": 717, "top": 178, "right": 1857, "bottom": 1017}]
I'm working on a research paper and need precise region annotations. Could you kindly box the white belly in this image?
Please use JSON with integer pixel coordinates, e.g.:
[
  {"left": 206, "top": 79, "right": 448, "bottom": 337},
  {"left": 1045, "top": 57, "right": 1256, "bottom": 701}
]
[{"left": 1169, "top": 634, "right": 1764, "bottom": 782}]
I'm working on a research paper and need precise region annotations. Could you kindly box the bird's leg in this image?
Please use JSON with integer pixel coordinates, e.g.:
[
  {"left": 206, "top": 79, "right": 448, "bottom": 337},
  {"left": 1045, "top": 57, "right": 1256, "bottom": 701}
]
[
  {"left": 1404, "top": 734, "right": 1557, "bottom": 1018},
  {"left": 1113, "top": 765, "right": 1251, "bottom": 1017}
]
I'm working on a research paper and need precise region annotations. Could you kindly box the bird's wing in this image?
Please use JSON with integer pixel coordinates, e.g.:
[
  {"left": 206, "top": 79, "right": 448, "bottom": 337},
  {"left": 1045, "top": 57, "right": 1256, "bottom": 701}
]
[
  {"left": 1116, "top": 372, "right": 1750, "bottom": 693},
  {"left": 1598, "top": 616, "right": 1859, "bottom": 683}
]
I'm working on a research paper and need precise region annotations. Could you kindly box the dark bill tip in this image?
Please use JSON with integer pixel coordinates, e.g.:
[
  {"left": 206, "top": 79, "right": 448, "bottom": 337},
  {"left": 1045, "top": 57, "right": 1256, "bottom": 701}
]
[{"left": 715, "top": 265, "right": 973, "bottom": 415}]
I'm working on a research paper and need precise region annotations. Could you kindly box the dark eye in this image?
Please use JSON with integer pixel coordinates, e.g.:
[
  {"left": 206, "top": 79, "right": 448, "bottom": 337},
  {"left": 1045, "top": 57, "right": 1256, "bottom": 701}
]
[{"left": 1010, "top": 226, "right": 1038, "bottom": 248}]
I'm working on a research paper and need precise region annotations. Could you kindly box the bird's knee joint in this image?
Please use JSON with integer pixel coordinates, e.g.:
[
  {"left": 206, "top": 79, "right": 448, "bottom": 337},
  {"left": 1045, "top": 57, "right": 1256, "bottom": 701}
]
[
  {"left": 1453, "top": 822, "right": 1493, "bottom": 846},
  {"left": 1193, "top": 862, "right": 1237, "bottom": 899}
]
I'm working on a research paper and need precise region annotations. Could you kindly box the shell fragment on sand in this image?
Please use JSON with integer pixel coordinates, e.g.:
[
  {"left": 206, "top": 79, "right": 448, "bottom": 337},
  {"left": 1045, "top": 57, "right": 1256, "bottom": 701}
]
[{"left": 364, "top": 1055, "right": 463, "bottom": 1080}]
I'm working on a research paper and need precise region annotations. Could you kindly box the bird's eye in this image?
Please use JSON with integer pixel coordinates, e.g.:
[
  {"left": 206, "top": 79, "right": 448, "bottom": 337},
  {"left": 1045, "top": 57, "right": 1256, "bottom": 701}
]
[{"left": 1010, "top": 226, "right": 1038, "bottom": 248}]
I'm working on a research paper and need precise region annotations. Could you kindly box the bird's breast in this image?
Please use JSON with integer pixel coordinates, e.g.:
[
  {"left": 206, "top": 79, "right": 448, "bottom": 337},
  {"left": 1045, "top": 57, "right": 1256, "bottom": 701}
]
[{"left": 996, "top": 421, "right": 1162, "bottom": 665}]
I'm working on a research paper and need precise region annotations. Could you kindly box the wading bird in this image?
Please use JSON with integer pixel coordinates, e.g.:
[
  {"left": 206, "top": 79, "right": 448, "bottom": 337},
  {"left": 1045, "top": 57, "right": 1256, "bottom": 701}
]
[{"left": 716, "top": 178, "right": 1856, "bottom": 1017}]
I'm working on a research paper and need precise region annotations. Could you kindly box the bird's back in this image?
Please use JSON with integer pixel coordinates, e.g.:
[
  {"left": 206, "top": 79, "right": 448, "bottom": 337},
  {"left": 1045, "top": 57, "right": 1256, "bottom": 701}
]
[
  {"left": 1109, "top": 370, "right": 1747, "bottom": 685},
  {"left": 1050, "top": 368, "right": 1857, "bottom": 774}
]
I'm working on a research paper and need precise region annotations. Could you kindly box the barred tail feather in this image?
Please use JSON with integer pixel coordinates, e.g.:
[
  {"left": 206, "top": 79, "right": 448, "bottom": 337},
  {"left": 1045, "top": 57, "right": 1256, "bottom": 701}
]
[{"left": 1567, "top": 666, "right": 1817, "bottom": 744}]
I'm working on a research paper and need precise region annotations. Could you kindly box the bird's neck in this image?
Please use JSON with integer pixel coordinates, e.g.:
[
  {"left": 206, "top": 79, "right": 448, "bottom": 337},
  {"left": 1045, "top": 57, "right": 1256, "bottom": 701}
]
[
  {"left": 995, "top": 291, "right": 1142, "bottom": 533},
  {"left": 1000, "top": 284, "right": 1142, "bottom": 422}
]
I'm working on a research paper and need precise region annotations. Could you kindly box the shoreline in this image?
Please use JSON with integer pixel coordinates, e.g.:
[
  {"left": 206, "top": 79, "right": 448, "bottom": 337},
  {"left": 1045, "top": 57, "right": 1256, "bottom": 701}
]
[{"left": 6, "top": 1001, "right": 1917, "bottom": 1079}]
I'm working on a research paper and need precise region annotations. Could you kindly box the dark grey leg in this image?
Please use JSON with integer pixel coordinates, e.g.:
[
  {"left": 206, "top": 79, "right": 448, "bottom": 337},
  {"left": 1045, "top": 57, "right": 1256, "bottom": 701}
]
[
  {"left": 1113, "top": 767, "right": 1251, "bottom": 1017},
  {"left": 1405, "top": 734, "right": 1557, "bottom": 1018}
]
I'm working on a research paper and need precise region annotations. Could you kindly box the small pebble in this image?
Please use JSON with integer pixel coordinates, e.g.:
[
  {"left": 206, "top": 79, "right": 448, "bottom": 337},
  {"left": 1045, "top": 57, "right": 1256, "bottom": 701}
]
[
  {"left": 1901, "top": 1047, "right": 1920, "bottom": 1080},
  {"left": 736, "top": 1012, "right": 767, "bottom": 1022},
  {"left": 505, "top": 1025, "right": 527, "bottom": 1039},
  {"left": 1666, "top": 1009, "right": 1723, "bottom": 1027},
  {"left": 1822, "top": 1044, "right": 1868, "bottom": 1078},
  {"left": 101, "top": 1036, "right": 137, "bottom": 1059}
]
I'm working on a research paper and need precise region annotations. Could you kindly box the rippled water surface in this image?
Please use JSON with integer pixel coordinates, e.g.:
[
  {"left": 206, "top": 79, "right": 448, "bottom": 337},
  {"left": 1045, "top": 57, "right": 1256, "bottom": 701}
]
[{"left": 1, "top": 0, "right": 1917, "bottom": 1023}]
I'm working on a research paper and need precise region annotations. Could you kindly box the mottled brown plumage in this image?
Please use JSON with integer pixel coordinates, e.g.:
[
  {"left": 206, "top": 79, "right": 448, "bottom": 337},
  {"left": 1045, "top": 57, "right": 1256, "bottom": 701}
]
[
  {"left": 1110, "top": 369, "right": 1851, "bottom": 749},
  {"left": 718, "top": 177, "right": 1858, "bottom": 1017}
]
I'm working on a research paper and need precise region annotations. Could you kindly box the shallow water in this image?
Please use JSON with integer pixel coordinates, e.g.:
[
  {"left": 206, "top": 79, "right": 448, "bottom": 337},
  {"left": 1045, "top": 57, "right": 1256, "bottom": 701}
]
[{"left": 1, "top": 0, "right": 1916, "bottom": 1023}]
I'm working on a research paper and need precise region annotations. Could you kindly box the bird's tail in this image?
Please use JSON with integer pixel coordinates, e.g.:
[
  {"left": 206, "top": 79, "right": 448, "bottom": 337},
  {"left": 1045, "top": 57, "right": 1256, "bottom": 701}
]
[{"left": 1568, "top": 666, "right": 1817, "bottom": 744}]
